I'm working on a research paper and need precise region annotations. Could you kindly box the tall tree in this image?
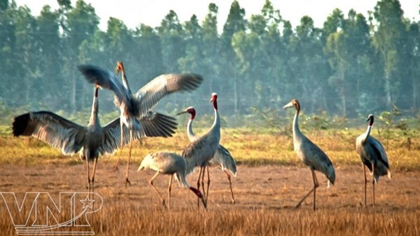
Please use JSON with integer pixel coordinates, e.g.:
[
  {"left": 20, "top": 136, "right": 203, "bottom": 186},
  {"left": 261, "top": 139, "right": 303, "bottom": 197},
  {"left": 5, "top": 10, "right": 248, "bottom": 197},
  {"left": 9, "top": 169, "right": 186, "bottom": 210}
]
[
  {"left": 221, "top": 0, "right": 246, "bottom": 115},
  {"left": 293, "top": 16, "right": 330, "bottom": 113},
  {"left": 35, "top": 5, "right": 62, "bottom": 108},
  {"left": 61, "top": 0, "right": 99, "bottom": 112},
  {"left": 158, "top": 10, "right": 185, "bottom": 72},
  {"left": 200, "top": 3, "right": 221, "bottom": 97},
  {"left": 373, "top": 0, "right": 406, "bottom": 109}
]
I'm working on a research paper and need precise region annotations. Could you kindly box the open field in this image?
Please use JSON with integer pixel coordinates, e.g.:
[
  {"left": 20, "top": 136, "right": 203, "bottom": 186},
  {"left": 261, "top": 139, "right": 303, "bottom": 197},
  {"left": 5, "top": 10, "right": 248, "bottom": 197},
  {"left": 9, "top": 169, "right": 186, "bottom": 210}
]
[
  {"left": 0, "top": 164, "right": 419, "bottom": 235},
  {"left": 1, "top": 127, "right": 420, "bottom": 170},
  {"left": 0, "top": 128, "right": 420, "bottom": 235}
]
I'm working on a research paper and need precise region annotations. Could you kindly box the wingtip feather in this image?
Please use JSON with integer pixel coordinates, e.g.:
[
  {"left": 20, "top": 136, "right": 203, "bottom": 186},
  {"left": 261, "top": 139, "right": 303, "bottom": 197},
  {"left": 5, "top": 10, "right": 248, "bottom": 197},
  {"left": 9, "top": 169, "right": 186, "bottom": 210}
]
[{"left": 12, "top": 113, "right": 30, "bottom": 137}]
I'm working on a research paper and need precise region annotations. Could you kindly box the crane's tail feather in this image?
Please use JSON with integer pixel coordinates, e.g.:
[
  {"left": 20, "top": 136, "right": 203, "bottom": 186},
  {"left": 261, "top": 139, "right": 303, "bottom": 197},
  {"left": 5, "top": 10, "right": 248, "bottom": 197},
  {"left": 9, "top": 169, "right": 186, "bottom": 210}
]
[
  {"left": 174, "top": 173, "right": 182, "bottom": 187},
  {"left": 327, "top": 180, "right": 333, "bottom": 189}
]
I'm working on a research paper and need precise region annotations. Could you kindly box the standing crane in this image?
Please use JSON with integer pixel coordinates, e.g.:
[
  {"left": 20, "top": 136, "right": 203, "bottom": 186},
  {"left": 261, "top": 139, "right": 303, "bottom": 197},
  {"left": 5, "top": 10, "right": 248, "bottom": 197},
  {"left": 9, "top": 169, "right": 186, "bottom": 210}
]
[
  {"left": 356, "top": 114, "right": 391, "bottom": 206},
  {"left": 12, "top": 85, "right": 177, "bottom": 189},
  {"left": 78, "top": 63, "right": 203, "bottom": 185},
  {"left": 182, "top": 93, "right": 221, "bottom": 207},
  {"left": 138, "top": 152, "right": 206, "bottom": 209},
  {"left": 283, "top": 99, "right": 335, "bottom": 210},
  {"left": 177, "top": 106, "right": 237, "bottom": 203}
]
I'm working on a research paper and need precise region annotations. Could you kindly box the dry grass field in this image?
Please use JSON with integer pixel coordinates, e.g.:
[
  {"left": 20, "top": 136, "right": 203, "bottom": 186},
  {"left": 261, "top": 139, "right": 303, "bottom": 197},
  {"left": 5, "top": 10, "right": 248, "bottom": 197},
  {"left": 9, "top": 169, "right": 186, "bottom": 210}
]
[{"left": 0, "top": 127, "right": 420, "bottom": 235}]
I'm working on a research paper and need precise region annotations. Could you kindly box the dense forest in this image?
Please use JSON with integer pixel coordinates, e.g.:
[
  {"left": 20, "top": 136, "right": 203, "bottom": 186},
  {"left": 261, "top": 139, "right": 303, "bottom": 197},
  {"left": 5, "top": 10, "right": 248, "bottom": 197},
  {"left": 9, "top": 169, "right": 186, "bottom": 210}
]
[{"left": 0, "top": 0, "right": 419, "bottom": 125}]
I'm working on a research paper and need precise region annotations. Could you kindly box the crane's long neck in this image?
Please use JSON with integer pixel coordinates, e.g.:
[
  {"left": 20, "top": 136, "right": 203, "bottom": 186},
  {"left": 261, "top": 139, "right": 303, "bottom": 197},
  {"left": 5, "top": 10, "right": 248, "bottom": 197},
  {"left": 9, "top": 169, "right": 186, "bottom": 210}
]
[
  {"left": 176, "top": 171, "right": 202, "bottom": 198},
  {"left": 187, "top": 117, "right": 196, "bottom": 141},
  {"left": 89, "top": 87, "right": 100, "bottom": 126},
  {"left": 361, "top": 124, "right": 372, "bottom": 143},
  {"left": 210, "top": 102, "right": 220, "bottom": 137},
  {"left": 292, "top": 109, "right": 303, "bottom": 141},
  {"left": 176, "top": 171, "right": 190, "bottom": 189},
  {"left": 121, "top": 69, "right": 132, "bottom": 95}
]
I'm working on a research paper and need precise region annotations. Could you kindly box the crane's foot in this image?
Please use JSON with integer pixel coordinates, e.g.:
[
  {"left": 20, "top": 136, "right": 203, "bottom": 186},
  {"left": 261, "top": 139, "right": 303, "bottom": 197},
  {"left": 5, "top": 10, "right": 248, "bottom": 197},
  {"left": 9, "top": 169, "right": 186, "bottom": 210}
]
[
  {"left": 113, "top": 163, "right": 119, "bottom": 171},
  {"left": 294, "top": 202, "right": 303, "bottom": 209},
  {"left": 231, "top": 199, "right": 236, "bottom": 204},
  {"left": 125, "top": 178, "right": 131, "bottom": 187}
]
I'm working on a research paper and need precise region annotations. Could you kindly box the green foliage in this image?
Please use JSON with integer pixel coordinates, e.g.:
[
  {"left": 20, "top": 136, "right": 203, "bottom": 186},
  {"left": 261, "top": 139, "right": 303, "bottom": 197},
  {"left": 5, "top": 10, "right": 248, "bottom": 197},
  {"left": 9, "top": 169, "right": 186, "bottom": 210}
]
[{"left": 0, "top": 0, "right": 419, "bottom": 126}]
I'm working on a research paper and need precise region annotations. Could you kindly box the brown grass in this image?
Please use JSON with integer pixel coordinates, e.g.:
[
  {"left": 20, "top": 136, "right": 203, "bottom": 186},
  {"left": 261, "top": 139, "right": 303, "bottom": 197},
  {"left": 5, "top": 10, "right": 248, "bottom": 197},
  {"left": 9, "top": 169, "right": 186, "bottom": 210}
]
[
  {"left": 0, "top": 128, "right": 419, "bottom": 235},
  {"left": 1, "top": 127, "right": 419, "bottom": 170},
  {"left": 0, "top": 163, "right": 419, "bottom": 235}
]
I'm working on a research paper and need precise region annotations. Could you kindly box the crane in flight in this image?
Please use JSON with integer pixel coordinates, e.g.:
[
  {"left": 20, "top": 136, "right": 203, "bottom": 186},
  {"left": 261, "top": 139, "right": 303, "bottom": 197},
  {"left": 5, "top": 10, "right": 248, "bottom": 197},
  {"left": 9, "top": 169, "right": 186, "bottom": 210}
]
[
  {"left": 13, "top": 85, "right": 177, "bottom": 190},
  {"left": 78, "top": 62, "right": 203, "bottom": 185}
]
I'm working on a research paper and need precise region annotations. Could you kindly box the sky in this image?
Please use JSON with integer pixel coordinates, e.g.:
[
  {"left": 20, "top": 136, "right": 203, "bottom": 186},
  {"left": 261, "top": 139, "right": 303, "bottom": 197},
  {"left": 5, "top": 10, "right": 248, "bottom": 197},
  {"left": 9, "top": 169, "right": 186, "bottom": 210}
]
[{"left": 13, "top": 0, "right": 420, "bottom": 32}]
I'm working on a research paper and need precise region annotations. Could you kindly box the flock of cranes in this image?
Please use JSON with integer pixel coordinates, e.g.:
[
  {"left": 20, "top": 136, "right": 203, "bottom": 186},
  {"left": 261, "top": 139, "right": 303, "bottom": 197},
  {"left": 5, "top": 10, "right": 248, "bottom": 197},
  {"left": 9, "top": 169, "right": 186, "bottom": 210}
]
[{"left": 11, "top": 61, "right": 391, "bottom": 210}]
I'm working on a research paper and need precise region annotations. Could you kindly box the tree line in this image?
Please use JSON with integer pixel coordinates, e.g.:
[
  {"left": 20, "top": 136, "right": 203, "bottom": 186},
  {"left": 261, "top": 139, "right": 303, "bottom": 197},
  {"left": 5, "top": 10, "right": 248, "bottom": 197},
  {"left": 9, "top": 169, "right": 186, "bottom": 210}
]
[{"left": 0, "top": 0, "right": 419, "bottom": 124}]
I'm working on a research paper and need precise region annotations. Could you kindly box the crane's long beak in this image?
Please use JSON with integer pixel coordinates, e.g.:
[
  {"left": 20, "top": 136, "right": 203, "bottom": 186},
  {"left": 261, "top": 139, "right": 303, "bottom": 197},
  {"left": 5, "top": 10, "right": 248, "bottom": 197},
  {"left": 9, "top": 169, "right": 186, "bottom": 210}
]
[
  {"left": 283, "top": 101, "right": 294, "bottom": 109},
  {"left": 176, "top": 110, "right": 188, "bottom": 116}
]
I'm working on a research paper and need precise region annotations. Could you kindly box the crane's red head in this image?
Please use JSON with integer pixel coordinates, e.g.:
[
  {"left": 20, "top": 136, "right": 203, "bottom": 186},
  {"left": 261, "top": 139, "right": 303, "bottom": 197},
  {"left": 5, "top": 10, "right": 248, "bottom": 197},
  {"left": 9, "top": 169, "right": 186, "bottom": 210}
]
[
  {"left": 366, "top": 114, "right": 374, "bottom": 126},
  {"left": 283, "top": 99, "right": 300, "bottom": 114},
  {"left": 186, "top": 107, "right": 196, "bottom": 120},
  {"left": 210, "top": 92, "right": 218, "bottom": 110},
  {"left": 115, "top": 61, "right": 124, "bottom": 74},
  {"left": 189, "top": 187, "right": 203, "bottom": 198},
  {"left": 189, "top": 187, "right": 207, "bottom": 209},
  {"left": 176, "top": 106, "right": 196, "bottom": 120}
]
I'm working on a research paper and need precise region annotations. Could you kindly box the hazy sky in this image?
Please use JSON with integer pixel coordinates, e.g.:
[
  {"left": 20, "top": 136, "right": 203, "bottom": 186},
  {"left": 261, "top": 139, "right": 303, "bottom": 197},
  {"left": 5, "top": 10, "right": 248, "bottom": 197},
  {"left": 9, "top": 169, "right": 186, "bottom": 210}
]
[{"left": 14, "top": 0, "right": 420, "bottom": 31}]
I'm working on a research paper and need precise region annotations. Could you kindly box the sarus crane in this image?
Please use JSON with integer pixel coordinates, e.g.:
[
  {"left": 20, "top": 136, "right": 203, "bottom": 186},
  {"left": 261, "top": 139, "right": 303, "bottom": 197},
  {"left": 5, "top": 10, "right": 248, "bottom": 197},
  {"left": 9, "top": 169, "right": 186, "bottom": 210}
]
[
  {"left": 78, "top": 63, "right": 203, "bottom": 185},
  {"left": 12, "top": 85, "right": 177, "bottom": 189},
  {"left": 182, "top": 93, "right": 221, "bottom": 207},
  {"left": 177, "top": 106, "right": 237, "bottom": 203},
  {"left": 283, "top": 99, "right": 335, "bottom": 210},
  {"left": 138, "top": 151, "right": 206, "bottom": 209},
  {"left": 356, "top": 114, "right": 391, "bottom": 206}
]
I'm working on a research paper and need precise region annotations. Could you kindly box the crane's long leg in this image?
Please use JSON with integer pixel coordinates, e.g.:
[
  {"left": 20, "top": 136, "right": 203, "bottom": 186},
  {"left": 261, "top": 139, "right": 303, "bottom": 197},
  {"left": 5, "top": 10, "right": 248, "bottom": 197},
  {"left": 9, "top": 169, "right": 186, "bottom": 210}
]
[
  {"left": 312, "top": 170, "right": 319, "bottom": 211},
  {"left": 90, "top": 158, "right": 98, "bottom": 208},
  {"left": 125, "top": 130, "right": 133, "bottom": 186},
  {"left": 201, "top": 166, "right": 206, "bottom": 202},
  {"left": 205, "top": 166, "right": 211, "bottom": 204},
  {"left": 372, "top": 164, "right": 375, "bottom": 207},
  {"left": 224, "top": 170, "right": 235, "bottom": 204},
  {"left": 197, "top": 166, "right": 203, "bottom": 208},
  {"left": 91, "top": 158, "right": 98, "bottom": 184},
  {"left": 168, "top": 175, "right": 173, "bottom": 209},
  {"left": 86, "top": 156, "right": 91, "bottom": 191},
  {"left": 114, "top": 120, "right": 124, "bottom": 171},
  {"left": 149, "top": 172, "right": 165, "bottom": 205},
  {"left": 363, "top": 164, "right": 367, "bottom": 207},
  {"left": 295, "top": 169, "right": 319, "bottom": 209}
]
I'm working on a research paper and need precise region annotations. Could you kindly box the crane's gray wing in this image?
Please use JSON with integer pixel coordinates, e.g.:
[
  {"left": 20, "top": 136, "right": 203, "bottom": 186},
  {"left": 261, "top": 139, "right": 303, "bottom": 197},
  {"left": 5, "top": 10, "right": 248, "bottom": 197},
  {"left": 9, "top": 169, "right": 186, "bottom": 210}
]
[
  {"left": 134, "top": 73, "right": 203, "bottom": 118},
  {"left": 100, "top": 113, "right": 178, "bottom": 154},
  {"left": 12, "top": 111, "right": 86, "bottom": 155},
  {"left": 367, "top": 137, "right": 389, "bottom": 168},
  {"left": 301, "top": 137, "right": 334, "bottom": 179},
  {"left": 78, "top": 65, "right": 130, "bottom": 107},
  {"left": 210, "top": 145, "right": 237, "bottom": 176},
  {"left": 137, "top": 111, "right": 178, "bottom": 138},
  {"left": 99, "top": 117, "right": 126, "bottom": 155}
]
